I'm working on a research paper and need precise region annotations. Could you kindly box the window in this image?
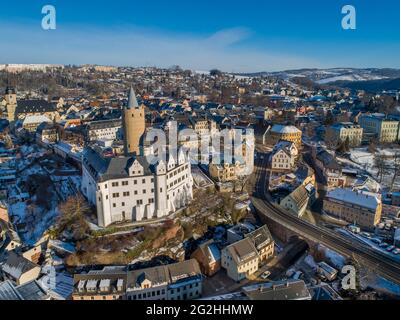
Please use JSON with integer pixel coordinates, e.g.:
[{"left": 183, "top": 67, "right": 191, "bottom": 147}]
[
  {"left": 122, "top": 202, "right": 125, "bottom": 207},
  {"left": 112, "top": 182, "right": 119, "bottom": 187},
  {"left": 134, "top": 180, "right": 138, "bottom": 185},
  {"left": 134, "top": 191, "right": 138, "bottom": 195},
  {"left": 113, "top": 203, "right": 116, "bottom": 208},
  {"left": 113, "top": 193, "right": 120, "bottom": 198},
  {"left": 142, "top": 179, "right": 146, "bottom": 184},
  {"left": 122, "top": 181, "right": 129, "bottom": 186},
  {"left": 123, "top": 192, "right": 130, "bottom": 197}
]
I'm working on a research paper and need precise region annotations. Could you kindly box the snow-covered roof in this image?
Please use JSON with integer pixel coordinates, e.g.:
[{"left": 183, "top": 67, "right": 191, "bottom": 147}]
[
  {"left": 22, "top": 115, "right": 52, "bottom": 125},
  {"left": 326, "top": 188, "right": 381, "bottom": 211},
  {"left": 271, "top": 125, "right": 301, "bottom": 134}
]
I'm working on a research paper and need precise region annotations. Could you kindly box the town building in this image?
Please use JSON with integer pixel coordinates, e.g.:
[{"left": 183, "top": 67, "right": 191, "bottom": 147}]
[
  {"left": 36, "top": 123, "right": 59, "bottom": 144},
  {"left": 280, "top": 185, "right": 310, "bottom": 217},
  {"left": 189, "top": 116, "right": 217, "bottom": 137},
  {"left": 221, "top": 237, "right": 259, "bottom": 282},
  {"left": 325, "top": 122, "right": 363, "bottom": 148},
  {"left": 242, "top": 280, "right": 312, "bottom": 300},
  {"left": 0, "top": 280, "right": 49, "bottom": 300},
  {"left": 270, "top": 140, "right": 298, "bottom": 172},
  {"left": 269, "top": 125, "right": 302, "bottom": 148},
  {"left": 1, "top": 251, "right": 41, "bottom": 285},
  {"left": 22, "top": 115, "right": 53, "bottom": 132},
  {"left": 246, "top": 225, "right": 275, "bottom": 263},
  {"left": 209, "top": 161, "right": 240, "bottom": 183},
  {"left": 323, "top": 188, "right": 382, "bottom": 229},
  {"left": 72, "top": 266, "right": 127, "bottom": 300},
  {"left": 3, "top": 87, "right": 59, "bottom": 123},
  {"left": 86, "top": 119, "right": 122, "bottom": 142},
  {"left": 190, "top": 240, "right": 221, "bottom": 277},
  {"left": 314, "top": 148, "right": 346, "bottom": 188},
  {"left": 0, "top": 220, "right": 22, "bottom": 252},
  {"left": 359, "top": 114, "right": 400, "bottom": 143},
  {"left": 125, "top": 259, "right": 203, "bottom": 301}
]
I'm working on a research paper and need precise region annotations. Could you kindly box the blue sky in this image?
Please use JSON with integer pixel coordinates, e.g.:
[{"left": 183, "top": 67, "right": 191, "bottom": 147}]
[{"left": 0, "top": 0, "right": 399, "bottom": 72}]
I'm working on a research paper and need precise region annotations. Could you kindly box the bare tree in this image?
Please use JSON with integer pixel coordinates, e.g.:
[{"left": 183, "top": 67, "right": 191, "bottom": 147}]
[
  {"left": 391, "top": 152, "right": 400, "bottom": 191},
  {"left": 374, "top": 153, "right": 389, "bottom": 183}
]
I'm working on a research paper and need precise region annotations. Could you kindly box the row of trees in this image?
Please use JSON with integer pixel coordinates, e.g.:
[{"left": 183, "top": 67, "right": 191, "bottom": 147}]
[{"left": 374, "top": 151, "right": 400, "bottom": 190}]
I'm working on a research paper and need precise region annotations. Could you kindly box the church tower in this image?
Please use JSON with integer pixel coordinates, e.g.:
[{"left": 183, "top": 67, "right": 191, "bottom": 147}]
[
  {"left": 123, "top": 87, "right": 145, "bottom": 156},
  {"left": 4, "top": 86, "right": 17, "bottom": 122}
]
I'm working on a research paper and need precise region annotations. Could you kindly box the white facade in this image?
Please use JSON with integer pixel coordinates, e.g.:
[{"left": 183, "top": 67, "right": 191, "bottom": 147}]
[
  {"left": 87, "top": 120, "right": 122, "bottom": 142},
  {"left": 82, "top": 148, "right": 193, "bottom": 227}
]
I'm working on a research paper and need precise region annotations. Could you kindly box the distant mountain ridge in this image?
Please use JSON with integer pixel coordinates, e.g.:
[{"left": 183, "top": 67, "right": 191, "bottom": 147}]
[{"left": 234, "top": 68, "right": 400, "bottom": 92}]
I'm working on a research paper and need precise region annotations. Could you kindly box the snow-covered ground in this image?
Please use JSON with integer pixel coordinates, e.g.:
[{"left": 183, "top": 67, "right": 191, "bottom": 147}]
[
  {"left": 349, "top": 147, "right": 400, "bottom": 190},
  {"left": 318, "top": 245, "right": 346, "bottom": 269},
  {"left": 361, "top": 274, "right": 400, "bottom": 298}
]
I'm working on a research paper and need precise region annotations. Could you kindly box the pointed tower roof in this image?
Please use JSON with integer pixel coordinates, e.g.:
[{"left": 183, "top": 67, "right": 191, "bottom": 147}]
[{"left": 127, "top": 86, "right": 139, "bottom": 109}]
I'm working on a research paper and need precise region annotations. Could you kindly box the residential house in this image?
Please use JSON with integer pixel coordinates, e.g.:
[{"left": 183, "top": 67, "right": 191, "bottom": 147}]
[
  {"left": 245, "top": 225, "right": 275, "bottom": 263},
  {"left": 0, "top": 280, "right": 49, "bottom": 300},
  {"left": 126, "top": 259, "right": 203, "bottom": 301},
  {"left": 280, "top": 185, "right": 310, "bottom": 217},
  {"left": 270, "top": 140, "right": 298, "bottom": 172},
  {"left": 72, "top": 266, "right": 127, "bottom": 300},
  {"left": 190, "top": 240, "right": 221, "bottom": 277},
  {"left": 221, "top": 238, "right": 259, "bottom": 282},
  {"left": 1, "top": 251, "right": 41, "bottom": 285},
  {"left": 126, "top": 265, "right": 169, "bottom": 300},
  {"left": 314, "top": 148, "right": 346, "bottom": 188}
]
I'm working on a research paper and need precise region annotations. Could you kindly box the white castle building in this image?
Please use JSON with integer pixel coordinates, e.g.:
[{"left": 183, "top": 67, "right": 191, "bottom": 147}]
[
  {"left": 81, "top": 88, "right": 193, "bottom": 227},
  {"left": 82, "top": 148, "right": 193, "bottom": 227}
]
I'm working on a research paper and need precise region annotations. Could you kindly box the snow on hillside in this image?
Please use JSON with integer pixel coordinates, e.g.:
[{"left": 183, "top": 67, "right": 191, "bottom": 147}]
[{"left": 317, "top": 74, "right": 388, "bottom": 84}]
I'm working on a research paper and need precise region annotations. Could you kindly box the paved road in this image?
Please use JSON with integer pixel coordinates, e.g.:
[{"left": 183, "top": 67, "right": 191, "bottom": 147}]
[{"left": 251, "top": 151, "right": 400, "bottom": 285}]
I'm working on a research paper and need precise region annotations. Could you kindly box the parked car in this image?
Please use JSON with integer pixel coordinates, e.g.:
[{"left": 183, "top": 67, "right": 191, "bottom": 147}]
[
  {"left": 261, "top": 271, "right": 271, "bottom": 280},
  {"left": 379, "top": 243, "right": 389, "bottom": 249},
  {"left": 386, "top": 246, "right": 396, "bottom": 252},
  {"left": 392, "top": 249, "right": 400, "bottom": 255},
  {"left": 371, "top": 238, "right": 382, "bottom": 245}
]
